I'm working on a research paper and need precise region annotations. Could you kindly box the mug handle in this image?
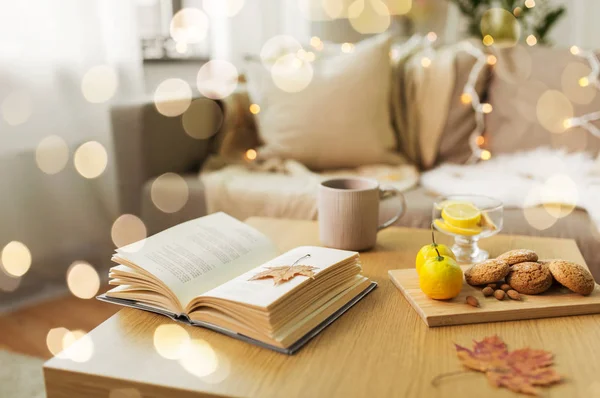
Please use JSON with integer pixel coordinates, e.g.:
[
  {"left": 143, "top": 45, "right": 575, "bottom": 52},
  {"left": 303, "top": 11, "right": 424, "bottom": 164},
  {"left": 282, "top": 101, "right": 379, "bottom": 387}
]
[{"left": 377, "top": 186, "right": 407, "bottom": 231}]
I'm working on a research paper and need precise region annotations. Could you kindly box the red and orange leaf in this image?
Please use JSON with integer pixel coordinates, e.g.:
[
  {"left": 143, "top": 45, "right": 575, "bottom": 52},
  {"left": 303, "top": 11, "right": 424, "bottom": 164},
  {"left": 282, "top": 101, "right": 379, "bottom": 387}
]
[
  {"left": 249, "top": 265, "right": 317, "bottom": 285},
  {"left": 455, "top": 336, "right": 562, "bottom": 396}
]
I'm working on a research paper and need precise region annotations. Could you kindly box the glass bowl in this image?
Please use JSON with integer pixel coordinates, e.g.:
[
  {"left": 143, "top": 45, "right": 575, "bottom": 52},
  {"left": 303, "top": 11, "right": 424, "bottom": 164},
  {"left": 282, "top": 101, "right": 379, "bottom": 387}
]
[{"left": 432, "top": 195, "right": 504, "bottom": 264}]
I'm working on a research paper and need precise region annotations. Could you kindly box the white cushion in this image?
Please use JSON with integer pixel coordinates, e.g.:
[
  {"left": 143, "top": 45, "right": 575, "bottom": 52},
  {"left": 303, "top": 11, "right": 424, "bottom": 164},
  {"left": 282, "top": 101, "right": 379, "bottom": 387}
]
[{"left": 246, "top": 34, "right": 402, "bottom": 170}]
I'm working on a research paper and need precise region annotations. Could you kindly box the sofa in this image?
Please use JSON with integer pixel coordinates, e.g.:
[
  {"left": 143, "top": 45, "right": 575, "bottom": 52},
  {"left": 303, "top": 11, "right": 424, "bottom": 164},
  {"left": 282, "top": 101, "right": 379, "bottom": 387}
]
[{"left": 110, "top": 45, "right": 600, "bottom": 280}]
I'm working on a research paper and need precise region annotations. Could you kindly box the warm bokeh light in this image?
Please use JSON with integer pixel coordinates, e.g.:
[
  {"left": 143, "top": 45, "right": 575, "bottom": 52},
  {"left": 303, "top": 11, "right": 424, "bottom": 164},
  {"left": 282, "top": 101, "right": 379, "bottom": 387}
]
[
  {"left": 480, "top": 150, "right": 492, "bottom": 160},
  {"left": 341, "top": 42, "right": 354, "bottom": 53},
  {"left": 1, "top": 90, "right": 33, "bottom": 126},
  {"left": 153, "top": 324, "right": 190, "bottom": 360},
  {"left": 540, "top": 174, "right": 578, "bottom": 218},
  {"left": 526, "top": 35, "right": 537, "bottom": 46},
  {"left": 486, "top": 54, "right": 497, "bottom": 65},
  {"left": 480, "top": 8, "right": 520, "bottom": 48},
  {"left": 387, "top": 0, "right": 412, "bottom": 15},
  {"left": 35, "top": 135, "right": 69, "bottom": 175},
  {"left": 523, "top": 205, "right": 557, "bottom": 231},
  {"left": 197, "top": 60, "right": 238, "bottom": 100},
  {"left": 202, "top": 0, "right": 245, "bottom": 17},
  {"left": 245, "top": 149, "right": 257, "bottom": 160},
  {"left": 62, "top": 329, "right": 94, "bottom": 362},
  {"left": 249, "top": 104, "right": 260, "bottom": 114},
  {"left": 481, "top": 103, "right": 493, "bottom": 113},
  {"left": 154, "top": 78, "right": 192, "bottom": 117},
  {"left": 460, "top": 92, "right": 472, "bottom": 104},
  {"left": 175, "top": 42, "right": 188, "bottom": 54},
  {"left": 182, "top": 98, "right": 223, "bottom": 139},
  {"left": 271, "top": 54, "right": 314, "bottom": 93},
  {"left": 179, "top": 339, "right": 219, "bottom": 377},
  {"left": 348, "top": 0, "right": 390, "bottom": 34},
  {"left": 170, "top": 8, "right": 209, "bottom": 44},
  {"left": 426, "top": 32, "right": 437, "bottom": 42},
  {"left": 321, "top": 0, "right": 344, "bottom": 18},
  {"left": 536, "top": 90, "right": 574, "bottom": 133},
  {"left": 421, "top": 57, "right": 431, "bottom": 68},
  {"left": 579, "top": 77, "right": 590, "bottom": 87},
  {"left": 111, "top": 214, "right": 147, "bottom": 252},
  {"left": 570, "top": 46, "right": 580, "bottom": 55},
  {"left": 310, "top": 36, "right": 322, "bottom": 49},
  {"left": 66, "top": 261, "right": 100, "bottom": 299},
  {"left": 73, "top": 141, "right": 108, "bottom": 179},
  {"left": 563, "top": 118, "right": 573, "bottom": 129},
  {"left": 561, "top": 63, "right": 596, "bottom": 105},
  {"left": 523, "top": 187, "right": 558, "bottom": 231},
  {"left": 476, "top": 136, "right": 485, "bottom": 146},
  {"left": 260, "top": 35, "right": 303, "bottom": 68},
  {"left": 151, "top": 173, "right": 189, "bottom": 213},
  {"left": 305, "top": 51, "right": 316, "bottom": 62},
  {"left": 81, "top": 65, "right": 118, "bottom": 103},
  {"left": 46, "top": 327, "right": 70, "bottom": 357},
  {"left": 513, "top": 6, "right": 522, "bottom": 16},
  {"left": 525, "top": 0, "right": 535, "bottom": 8},
  {"left": 1, "top": 241, "right": 32, "bottom": 277}
]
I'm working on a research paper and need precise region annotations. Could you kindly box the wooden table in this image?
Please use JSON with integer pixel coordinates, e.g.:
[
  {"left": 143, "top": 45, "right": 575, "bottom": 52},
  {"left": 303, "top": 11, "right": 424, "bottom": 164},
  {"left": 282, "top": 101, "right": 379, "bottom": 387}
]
[{"left": 44, "top": 218, "right": 600, "bottom": 397}]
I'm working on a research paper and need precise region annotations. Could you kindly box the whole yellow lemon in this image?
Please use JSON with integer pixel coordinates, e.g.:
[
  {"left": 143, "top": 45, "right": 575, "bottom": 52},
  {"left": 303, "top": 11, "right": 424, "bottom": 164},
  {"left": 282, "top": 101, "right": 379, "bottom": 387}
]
[
  {"left": 419, "top": 255, "right": 463, "bottom": 300},
  {"left": 416, "top": 243, "right": 455, "bottom": 275}
]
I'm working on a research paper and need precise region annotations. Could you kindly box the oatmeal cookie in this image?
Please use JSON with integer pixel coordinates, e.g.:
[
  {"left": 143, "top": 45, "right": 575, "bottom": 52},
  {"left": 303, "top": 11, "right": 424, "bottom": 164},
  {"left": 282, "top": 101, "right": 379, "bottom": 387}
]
[
  {"left": 506, "top": 262, "right": 553, "bottom": 295},
  {"left": 547, "top": 260, "right": 596, "bottom": 296},
  {"left": 465, "top": 259, "right": 510, "bottom": 286},
  {"left": 496, "top": 249, "right": 538, "bottom": 265}
]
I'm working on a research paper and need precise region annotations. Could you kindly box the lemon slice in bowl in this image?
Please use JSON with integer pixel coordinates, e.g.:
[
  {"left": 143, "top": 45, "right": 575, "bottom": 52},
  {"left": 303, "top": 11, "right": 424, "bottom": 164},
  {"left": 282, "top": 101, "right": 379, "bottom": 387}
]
[
  {"left": 441, "top": 202, "right": 481, "bottom": 229},
  {"left": 434, "top": 219, "right": 482, "bottom": 236}
]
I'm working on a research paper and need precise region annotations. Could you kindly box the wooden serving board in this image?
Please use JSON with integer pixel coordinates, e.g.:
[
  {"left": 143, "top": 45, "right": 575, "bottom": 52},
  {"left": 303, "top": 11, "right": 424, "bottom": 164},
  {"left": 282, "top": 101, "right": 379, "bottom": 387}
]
[{"left": 389, "top": 265, "right": 600, "bottom": 327}]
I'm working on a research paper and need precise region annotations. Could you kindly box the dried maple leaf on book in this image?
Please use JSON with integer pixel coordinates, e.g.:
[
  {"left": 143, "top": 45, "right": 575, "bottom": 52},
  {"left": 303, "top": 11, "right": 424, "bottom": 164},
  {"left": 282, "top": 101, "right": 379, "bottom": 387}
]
[
  {"left": 454, "top": 336, "right": 562, "bottom": 396},
  {"left": 249, "top": 265, "right": 318, "bottom": 285}
]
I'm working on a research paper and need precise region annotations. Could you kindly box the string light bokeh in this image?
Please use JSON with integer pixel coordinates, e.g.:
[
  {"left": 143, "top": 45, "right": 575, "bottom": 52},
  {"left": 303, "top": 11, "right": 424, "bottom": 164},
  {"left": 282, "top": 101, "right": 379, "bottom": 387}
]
[
  {"left": 196, "top": 60, "right": 239, "bottom": 99},
  {"left": 35, "top": 135, "right": 69, "bottom": 175},
  {"left": 1, "top": 90, "right": 33, "bottom": 126},
  {"left": 81, "top": 65, "right": 118, "bottom": 104},
  {"left": 73, "top": 141, "right": 108, "bottom": 179},
  {"left": 170, "top": 8, "right": 209, "bottom": 44},
  {"left": 150, "top": 173, "right": 190, "bottom": 213},
  {"left": 153, "top": 324, "right": 190, "bottom": 360},
  {"left": 111, "top": 214, "right": 147, "bottom": 252},
  {"left": 154, "top": 78, "right": 193, "bottom": 117},
  {"left": 1, "top": 241, "right": 32, "bottom": 277},
  {"left": 66, "top": 261, "right": 100, "bottom": 299}
]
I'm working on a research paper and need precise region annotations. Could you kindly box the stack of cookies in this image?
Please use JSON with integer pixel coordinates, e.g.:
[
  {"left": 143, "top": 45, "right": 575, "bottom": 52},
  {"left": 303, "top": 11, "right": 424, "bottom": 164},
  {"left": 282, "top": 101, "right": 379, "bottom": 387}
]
[{"left": 465, "top": 249, "right": 597, "bottom": 296}]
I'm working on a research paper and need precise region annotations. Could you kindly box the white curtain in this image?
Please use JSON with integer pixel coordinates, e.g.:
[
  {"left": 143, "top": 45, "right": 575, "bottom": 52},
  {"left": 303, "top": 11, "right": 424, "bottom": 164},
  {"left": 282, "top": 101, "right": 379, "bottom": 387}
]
[{"left": 0, "top": 0, "right": 143, "bottom": 304}]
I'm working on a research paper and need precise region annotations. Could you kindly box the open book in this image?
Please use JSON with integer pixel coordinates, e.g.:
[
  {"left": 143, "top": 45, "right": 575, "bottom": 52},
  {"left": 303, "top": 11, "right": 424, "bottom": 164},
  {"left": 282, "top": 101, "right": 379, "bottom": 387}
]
[{"left": 97, "top": 213, "right": 376, "bottom": 354}]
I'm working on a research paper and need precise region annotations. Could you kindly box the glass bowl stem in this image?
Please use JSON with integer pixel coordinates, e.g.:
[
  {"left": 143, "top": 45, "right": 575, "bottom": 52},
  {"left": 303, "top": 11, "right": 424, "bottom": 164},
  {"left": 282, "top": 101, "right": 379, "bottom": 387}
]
[{"left": 452, "top": 235, "right": 489, "bottom": 264}]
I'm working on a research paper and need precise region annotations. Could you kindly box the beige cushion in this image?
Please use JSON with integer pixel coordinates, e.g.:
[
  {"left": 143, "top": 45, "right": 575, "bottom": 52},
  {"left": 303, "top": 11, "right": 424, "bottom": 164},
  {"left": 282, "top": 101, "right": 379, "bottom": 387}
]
[
  {"left": 246, "top": 34, "right": 403, "bottom": 170},
  {"left": 485, "top": 45, "right": 600, "bottom": 156},
  {"left": 437, "top": 45, "right": 490, "bottom": 165}
]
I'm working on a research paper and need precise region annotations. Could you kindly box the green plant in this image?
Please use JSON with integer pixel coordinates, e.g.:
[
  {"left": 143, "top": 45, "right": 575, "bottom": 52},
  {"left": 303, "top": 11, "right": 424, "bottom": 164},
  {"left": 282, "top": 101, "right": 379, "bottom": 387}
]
[{"left": 448, "top": 0, "right": 566, "bottom": 45}]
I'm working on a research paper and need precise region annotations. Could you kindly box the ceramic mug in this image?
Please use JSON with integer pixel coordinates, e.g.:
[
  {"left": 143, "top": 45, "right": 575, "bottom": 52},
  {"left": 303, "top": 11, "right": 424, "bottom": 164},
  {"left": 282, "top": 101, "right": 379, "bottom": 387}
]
[{"left": 318, "top": 177, "right": 406, "bottom": 251}]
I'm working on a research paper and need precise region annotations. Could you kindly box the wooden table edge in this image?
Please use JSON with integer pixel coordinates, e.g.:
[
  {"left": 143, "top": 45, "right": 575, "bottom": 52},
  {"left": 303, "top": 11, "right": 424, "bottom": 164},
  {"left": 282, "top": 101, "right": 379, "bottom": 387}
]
[{"left": 43, "top": 364, "right": 230, "bottom": 398}]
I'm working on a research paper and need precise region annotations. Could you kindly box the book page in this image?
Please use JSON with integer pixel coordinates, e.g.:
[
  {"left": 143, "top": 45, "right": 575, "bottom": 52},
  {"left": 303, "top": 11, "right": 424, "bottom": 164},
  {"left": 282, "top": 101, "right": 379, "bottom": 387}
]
[
  {"left": 198, "top": 246, "right": 358, "bottom": 309},
  {"left": 114, "top": 212, "right": 279, "bottom": 308}
]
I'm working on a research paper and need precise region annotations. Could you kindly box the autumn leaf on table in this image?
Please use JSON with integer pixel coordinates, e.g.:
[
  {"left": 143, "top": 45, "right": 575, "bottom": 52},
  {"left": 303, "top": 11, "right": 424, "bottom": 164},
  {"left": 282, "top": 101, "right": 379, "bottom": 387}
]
[
  {"left": 454, "top": 336, "right": 562, "bottom": 396},
  {"left": 249, "top": 265, "right": 318, "bottom": 285}
]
